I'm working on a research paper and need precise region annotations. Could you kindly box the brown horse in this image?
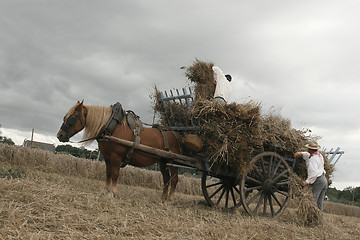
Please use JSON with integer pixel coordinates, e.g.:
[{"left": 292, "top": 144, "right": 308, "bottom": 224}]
[{"left": 57, "top": 100, "right": 181, "bottom": 202}]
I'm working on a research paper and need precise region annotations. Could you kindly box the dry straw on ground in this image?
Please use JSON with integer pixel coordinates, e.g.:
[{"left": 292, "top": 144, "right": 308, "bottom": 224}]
[
  {"left": 289, "top": 174, "right": 323, "bottom": 227},
  {"left": 1, "top": 144, "right": 359, "bottom": 239},
  {"left": 0, "top": 144, "right": 202, "bottom": 196}
]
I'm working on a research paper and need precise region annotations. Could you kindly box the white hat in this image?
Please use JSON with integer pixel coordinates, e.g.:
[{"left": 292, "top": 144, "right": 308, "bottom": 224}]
[{"left": 305, "top": 141, "right": 320, "bottom": 150}]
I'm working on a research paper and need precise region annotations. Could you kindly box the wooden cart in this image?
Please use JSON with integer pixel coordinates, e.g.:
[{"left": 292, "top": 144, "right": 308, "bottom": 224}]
[
  {"left": 156, "top": 87, "right": 296, "bottom": 217},
  {"left": 106, "top": 87, "right": 296, "bottom": 217}
]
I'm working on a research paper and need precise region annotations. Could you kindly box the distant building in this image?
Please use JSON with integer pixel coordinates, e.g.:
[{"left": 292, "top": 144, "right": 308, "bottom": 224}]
[{"left": 23, "top": 140, "right": 56, "bottom": 153}]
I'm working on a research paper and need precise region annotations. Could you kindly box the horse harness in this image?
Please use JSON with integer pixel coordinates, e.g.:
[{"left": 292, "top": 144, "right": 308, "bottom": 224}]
[
  {"left": 98, "top": 102, "right": 173, "bottom": 168},
  {"left": 60, "top": 108, "right": 86, "bottom": 135}
]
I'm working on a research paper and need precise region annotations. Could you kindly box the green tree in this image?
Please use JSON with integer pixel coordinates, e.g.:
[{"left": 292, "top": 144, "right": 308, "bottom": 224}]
[
  {"left": 326, "top": 186, "right": 360, "bottom": 206},
  {"left": 55, "top": 144, "right": 103, "bottom": 161},
  {"left": 0, "top": 136, "right": 15, "bottom": 145}
]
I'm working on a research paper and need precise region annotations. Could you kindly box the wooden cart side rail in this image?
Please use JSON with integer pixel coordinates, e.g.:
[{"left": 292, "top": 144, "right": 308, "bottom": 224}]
[
  {"left": 158, "top": 87, "right": 199, "bottom": 132},
  {"left": 102, "top": 135, "right": 207, "bottom": 171}
]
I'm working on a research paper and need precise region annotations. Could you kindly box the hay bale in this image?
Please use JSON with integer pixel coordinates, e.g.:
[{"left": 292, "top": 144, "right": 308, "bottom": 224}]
[
  {"left": 185, "top": 58, "right": 216, "bottom": 100},
  {"left": 185, "top": 58, "right": 215, "bottom": 85},
  {"left": 290, "top": 174, "right": 323, "bottom": 227}
]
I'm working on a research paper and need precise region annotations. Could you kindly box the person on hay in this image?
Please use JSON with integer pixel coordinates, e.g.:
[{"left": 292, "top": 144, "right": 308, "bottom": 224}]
[
  {"left": 294, "top": 141, "right": 328, "bottom": 211},
  {"left": 212, "top": 66, "right": 232, "bottom": 105}
]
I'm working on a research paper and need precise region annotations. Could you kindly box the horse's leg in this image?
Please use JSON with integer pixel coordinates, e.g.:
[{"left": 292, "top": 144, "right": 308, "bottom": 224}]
[
  {"left": 110, "top": 156, "right": 122, "bottom": 197},
  {"left": 159, "top": 160, "right": 170, "bottom": 202},
  {"left": 167, "top": 166, "right": 179, "bottom": 202},
  {"left": 104, "top": 159, "right": 112, "bottom": 194}
]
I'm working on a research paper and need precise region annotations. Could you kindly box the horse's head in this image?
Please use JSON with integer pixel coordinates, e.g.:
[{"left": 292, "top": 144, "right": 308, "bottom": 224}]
[{"left": 57, "top": 100, "right": 87, "bottom": 142}]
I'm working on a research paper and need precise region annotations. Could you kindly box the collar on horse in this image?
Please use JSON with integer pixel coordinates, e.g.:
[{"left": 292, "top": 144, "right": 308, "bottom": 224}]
[
  {"left": 96, "top": 102, "right": 126, "bottom": 138},
  {"left": 98, "top": 102, "right": 144, "bottom": 168}
]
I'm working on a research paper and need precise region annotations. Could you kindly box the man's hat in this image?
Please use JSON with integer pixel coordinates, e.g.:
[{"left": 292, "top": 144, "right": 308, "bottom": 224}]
[
  {"left": 225, "top": 74, "right": 232, "bottom": 81},
  {"left": 305, "top": 141, "right": 320, "bottom": 150}
]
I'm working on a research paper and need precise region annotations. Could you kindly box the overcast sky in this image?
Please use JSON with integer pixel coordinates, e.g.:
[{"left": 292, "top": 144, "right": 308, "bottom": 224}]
[{"left": 1, "top": 0, "right": 359, "bottom": 190}]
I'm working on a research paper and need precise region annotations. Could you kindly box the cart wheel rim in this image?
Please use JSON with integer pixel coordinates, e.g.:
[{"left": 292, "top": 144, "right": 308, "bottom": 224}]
[
  {"left": 201, "top": 172, "right": 242, "bottom": 209},
  {"left": 240, "top": 152, "right": 292, "bottom": 217}
]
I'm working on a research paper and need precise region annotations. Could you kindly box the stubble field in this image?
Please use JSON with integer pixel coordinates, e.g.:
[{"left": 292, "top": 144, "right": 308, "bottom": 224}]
[{"left": 0, "top": 144, "right": 359, "bottom": 239}]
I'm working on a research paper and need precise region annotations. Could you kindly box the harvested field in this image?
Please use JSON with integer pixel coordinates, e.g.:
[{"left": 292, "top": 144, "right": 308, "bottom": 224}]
[{"left": 1, "top": 144, "right": 359, "bottom": 239}]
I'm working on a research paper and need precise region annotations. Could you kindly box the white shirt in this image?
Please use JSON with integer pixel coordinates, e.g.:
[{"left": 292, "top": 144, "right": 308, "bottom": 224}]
[
  {"left": 301, "top": 151, "right": 326, "bottom": 184},
  {"left": 212, "top": 66, "right": 232, "bottom": 102}
]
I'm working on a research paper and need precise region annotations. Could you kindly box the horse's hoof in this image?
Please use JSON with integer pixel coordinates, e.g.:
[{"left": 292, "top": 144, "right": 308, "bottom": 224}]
[
  {"left": 161, "top": 195, "right": 168, "bottom": 203},
  {"left": 106, "top": 192, "right": 116, "bottom": 198},
  {"left": 162, "top": 198, "right": 172, "bottom": 204}
]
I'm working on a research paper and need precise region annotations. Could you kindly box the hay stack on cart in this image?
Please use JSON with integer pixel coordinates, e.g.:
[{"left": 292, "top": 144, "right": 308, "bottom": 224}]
[{"left": 153, "top": 59, "right": 334, "bottom": 182}]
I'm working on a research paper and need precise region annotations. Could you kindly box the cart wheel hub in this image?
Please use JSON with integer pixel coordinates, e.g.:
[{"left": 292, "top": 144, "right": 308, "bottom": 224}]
[
  {"left": 222, "top": 177, "right": 237, "bottom": 189},
  {"left": 263, "top": 179, "right": 277, "bottom": 194}
]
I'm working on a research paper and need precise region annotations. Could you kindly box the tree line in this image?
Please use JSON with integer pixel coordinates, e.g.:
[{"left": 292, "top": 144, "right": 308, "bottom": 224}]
[
  {"left": 55, "top": 144, "right": 103, "bottom": 161},
  {"left": 0, "top": 125, "right": 15, "bottom": 145},
  {"left": 326, "top": 186, "right": 360, "bottom": 207},
  {"left": 0, "top": 136, "right": 15, "bottom": 145}
]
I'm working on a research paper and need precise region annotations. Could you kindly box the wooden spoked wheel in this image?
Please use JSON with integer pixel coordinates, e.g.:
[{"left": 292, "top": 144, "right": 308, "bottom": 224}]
[
  {"left": 240, "top": 152, "right": 292, "bottom": 217},
  {"left": 201, "top": 172, "right": 242, "bottom": 209}
]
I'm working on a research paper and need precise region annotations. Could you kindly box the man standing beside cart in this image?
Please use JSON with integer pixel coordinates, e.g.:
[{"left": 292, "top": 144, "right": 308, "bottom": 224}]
[
  {"left": 212, "top": 66, "right": 232, "bottom": 105},
  {"left": 294, "top": 141, "right": 328, "bottom": 211}
]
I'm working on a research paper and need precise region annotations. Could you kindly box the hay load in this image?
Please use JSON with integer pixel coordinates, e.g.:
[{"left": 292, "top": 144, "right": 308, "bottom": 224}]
[
  {"left": 184, "top": 59, "right": 216, "bottom": 100},
  {"left": 153, "top": 59, "right": 334, "bottom": 181},
  {"left": 260, "top": 112, "right": 309, "bottom": 154},
  {"left": 191, "top": 99, "right": 262, "bottom": 172}
]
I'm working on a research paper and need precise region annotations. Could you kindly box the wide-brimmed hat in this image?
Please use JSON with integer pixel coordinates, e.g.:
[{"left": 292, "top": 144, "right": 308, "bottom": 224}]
[
  {"left": 305, "top": 141, "right": 320, "bottom": 150},
  {"left": 225, "top": 74, "right": 232, "bottom": 82}
]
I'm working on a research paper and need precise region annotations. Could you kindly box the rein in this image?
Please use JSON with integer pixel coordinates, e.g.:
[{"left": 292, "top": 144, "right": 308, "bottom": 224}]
[
  {"left": 69, "top": 123, "right": 157, "bottom": 144},
  {"left": 68, "top": 136, "right": 98, "bottom": 144}
]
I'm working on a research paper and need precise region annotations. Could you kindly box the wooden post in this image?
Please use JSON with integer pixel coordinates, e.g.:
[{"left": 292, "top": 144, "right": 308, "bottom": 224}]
[{"left": 31, "top": 129, "right": 34, "bottom": 147}]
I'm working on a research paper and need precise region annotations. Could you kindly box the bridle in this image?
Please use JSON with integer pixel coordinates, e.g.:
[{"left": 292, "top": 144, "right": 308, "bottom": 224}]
[{"left": 60, "top": 107, "right": 86, "bottom": 137}]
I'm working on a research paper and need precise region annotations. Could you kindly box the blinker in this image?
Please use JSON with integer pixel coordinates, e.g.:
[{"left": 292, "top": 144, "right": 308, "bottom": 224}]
[{"left": 66, "top": 116, "right": 77, "bottom": 126}]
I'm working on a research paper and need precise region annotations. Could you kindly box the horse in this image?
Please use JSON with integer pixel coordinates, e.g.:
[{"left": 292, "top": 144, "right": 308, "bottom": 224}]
[{"left": 57, "top": 100, "right": 182, "bottom": 202}]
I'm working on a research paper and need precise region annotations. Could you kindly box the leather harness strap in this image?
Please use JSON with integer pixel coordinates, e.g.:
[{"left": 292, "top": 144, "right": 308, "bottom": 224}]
[
  {"left": 96, "top": 103, "right": 143, "bottom": 168},
  {"left": 152, "top": 125, "right": 169, "bottom": 151},
  {"left": 97, "top": 102, "right": 125, "bottom": 139},
  {"left": 98, "top": 103, "right": 177, "bottom": 168},
  {"left": 122, "top": 111, "right": 142, "bottom": 168},
  {"left": 161, "top": 129, "right": 169, "bottom": 151}
]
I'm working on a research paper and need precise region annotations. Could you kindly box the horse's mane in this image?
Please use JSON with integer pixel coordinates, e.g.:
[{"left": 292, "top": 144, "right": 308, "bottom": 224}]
[{"left": 83, "top": 105, "right": 112, "bottom": 145}]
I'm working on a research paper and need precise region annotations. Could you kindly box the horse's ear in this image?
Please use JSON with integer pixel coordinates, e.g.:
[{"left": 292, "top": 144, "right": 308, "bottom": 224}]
[{"left": 76, "top": 100, "right": 84, "bottom": 110}]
